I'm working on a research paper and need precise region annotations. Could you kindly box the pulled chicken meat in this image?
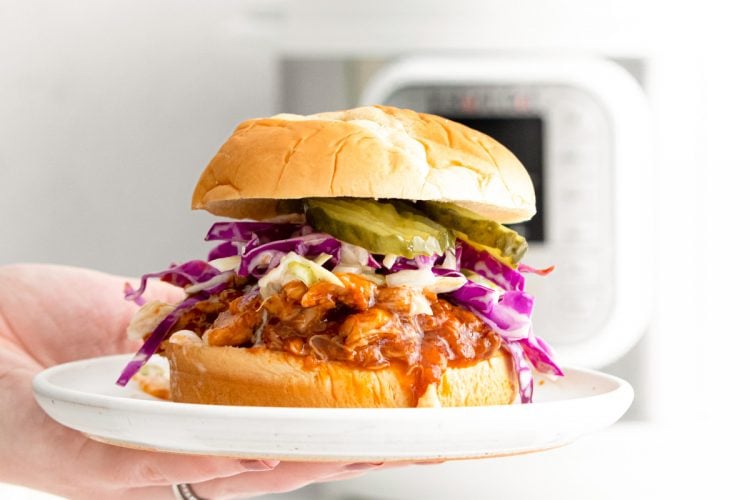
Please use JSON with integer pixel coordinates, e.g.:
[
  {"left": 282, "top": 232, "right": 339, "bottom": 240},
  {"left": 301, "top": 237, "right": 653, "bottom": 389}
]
[{"left": 173, "top": 273, "right": 503, "bottom": 398}]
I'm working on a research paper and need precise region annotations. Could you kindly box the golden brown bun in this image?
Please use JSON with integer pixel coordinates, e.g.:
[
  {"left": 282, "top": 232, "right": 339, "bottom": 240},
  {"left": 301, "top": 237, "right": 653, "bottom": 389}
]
[
  {"left": 192, "top": 105, "right": 535, "bottom": 223},
  {"left": 165, "top": 342, "right": 517, "bottom": 408}
]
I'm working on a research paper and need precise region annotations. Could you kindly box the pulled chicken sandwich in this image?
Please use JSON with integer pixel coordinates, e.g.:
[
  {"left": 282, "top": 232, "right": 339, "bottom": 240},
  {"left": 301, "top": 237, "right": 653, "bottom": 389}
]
[{"left": 117, "top": 105, "right": 561, "bottom": 407}]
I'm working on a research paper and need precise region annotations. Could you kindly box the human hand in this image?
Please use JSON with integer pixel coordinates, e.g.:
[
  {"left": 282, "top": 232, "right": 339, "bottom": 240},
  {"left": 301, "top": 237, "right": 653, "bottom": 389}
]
[{"left": 0, "top": 264, "right": 382, "bottom": 499}]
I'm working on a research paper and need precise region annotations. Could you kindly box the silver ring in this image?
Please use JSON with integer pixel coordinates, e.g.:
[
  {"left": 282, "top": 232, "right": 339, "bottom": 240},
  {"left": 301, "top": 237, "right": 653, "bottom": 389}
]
[{"left": 172, "top": 483, "right": 207, "bottom": 500}]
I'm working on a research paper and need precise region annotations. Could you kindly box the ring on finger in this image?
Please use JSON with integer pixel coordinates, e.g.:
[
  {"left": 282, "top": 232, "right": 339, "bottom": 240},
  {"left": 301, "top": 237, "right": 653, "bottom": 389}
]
[{"left": 172, "top": 483, "right": 208, "bottom": 500}]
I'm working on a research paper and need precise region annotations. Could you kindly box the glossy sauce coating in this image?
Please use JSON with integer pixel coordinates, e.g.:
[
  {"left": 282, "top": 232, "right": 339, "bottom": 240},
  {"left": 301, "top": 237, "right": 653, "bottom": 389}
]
[{"left": 170, "top": 274, "right": 503, "bottom": 399}]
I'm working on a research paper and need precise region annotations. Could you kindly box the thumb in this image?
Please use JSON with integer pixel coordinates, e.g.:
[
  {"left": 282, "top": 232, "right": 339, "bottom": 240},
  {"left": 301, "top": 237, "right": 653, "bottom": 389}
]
[{"left": 123, "top": 277, "right": 186, "bottom": 307}]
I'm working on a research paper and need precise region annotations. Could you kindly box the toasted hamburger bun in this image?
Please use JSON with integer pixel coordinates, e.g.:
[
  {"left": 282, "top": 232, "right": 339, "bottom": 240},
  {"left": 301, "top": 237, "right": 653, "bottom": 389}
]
[
  {"left": 192, "top": 105, "right": 535, "bottom": 223},
  {"left": 166, "top": 341, "right": 517, "bottom": 408},
  {"left": 175, "top": 105, "right": 531, "bottom": 408}
]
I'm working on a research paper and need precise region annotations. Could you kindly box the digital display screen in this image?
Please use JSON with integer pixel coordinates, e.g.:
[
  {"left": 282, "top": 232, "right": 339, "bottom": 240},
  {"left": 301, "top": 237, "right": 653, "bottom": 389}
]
[{"left": 445, "top": 117, "right": 545, "bottom": 242}]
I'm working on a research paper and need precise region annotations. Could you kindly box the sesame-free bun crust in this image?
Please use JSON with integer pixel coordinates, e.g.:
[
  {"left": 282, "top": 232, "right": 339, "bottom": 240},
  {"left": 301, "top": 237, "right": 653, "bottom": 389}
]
[
  {"left": 192, "top": 105, "right": 535, "bottom": 223},
  {"left": 166, "top": 342, "right": 517, "bottom": 408}
]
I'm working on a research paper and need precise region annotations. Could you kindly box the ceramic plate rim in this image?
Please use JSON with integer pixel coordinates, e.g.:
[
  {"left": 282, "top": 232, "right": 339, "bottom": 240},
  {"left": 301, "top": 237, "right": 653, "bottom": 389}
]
[
  {"left": 32, "top": 354, "right": 633, "bottom": 461},
  {"left": 32, "top": 354, "right": 631, "bottom": 417}
]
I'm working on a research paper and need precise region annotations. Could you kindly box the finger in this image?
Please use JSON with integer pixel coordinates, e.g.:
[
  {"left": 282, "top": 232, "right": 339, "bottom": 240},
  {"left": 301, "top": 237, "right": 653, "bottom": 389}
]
[
  {"left": 83, "top": 462, "right": 384, "bottom": 500},
  {"left": 127, "top": 278, "right": 187, "bottom": 305},
  {"left": 383, "top": 459, "right": 443, "bottom": 467},
  {"left": 315, "top": 467, "right": 379, "bottom": 482},
  {"left": 115, "top": 463, "right": 379, "bottom": 500},
  {"left": 1, "top": 264, "right": 187, "bottom": 361},
  {"left": 72, "top": 437, "right": 278, "bottom": 487},
  {"left": 190, "top": 462, "right": 359, "bottom": 499}
]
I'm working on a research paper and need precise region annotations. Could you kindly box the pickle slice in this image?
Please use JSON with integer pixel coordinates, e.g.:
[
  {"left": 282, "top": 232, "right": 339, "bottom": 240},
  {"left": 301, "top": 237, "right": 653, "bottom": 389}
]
[
  {"left": 276, "top": 199, "right": 305, "bottom": 214},
  {"left": 306, "top": 198, "right": 454, "bottom": 258},
  {"left": 420, "top": 201, "right": 528, "bottom": 266}
]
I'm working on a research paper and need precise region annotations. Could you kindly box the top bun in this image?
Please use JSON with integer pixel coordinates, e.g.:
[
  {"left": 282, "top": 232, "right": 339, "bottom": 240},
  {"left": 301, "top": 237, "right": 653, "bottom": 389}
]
[{"left": 192, "top": 105, "right": 536, "bottom": 223}]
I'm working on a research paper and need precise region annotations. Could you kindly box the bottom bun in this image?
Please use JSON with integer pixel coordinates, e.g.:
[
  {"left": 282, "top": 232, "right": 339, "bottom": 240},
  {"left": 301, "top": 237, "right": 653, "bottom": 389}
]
[{"left": 165, "top": 341, "right": 517, "bottom": 408}]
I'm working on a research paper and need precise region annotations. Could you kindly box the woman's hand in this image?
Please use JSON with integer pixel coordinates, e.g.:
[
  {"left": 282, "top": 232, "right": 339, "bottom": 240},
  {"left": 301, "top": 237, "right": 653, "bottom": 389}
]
[{"left": 0, "top": 264, "right": 380, "bottom": 499}]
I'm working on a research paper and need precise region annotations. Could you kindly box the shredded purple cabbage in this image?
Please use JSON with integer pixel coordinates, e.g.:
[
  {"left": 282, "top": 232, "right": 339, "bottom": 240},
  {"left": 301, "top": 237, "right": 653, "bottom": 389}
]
[
  {"left": 366, "top": 254, "right": 382, "bottom": 269},
  {"left": 506, "top": 341, "right": 534, "bottom": 403},
  {"left": 449, "top": 283, "right": 532, "bottom": 331},
  {"left": 239, "top": 233, "right": 343, "bottom": 277},
  {"left": 207, "top": 241, "right": 240, "bottom": 260},
  {"left": 119, "top": 218, "right": 561, "bottom": 402},
  {"left": 520, "top": 331, "right": 564, "bottom": 377},
  {"left": 124, "top": 260, "right": 221, "bottom": 303},
  {"left": 116, "top": 294, "right": 205, "bottom": 386},
  {"left": 441, "top": 266, "right": 563, "bottom": 396},
  {"left": 458, "top": 241, "right": 525, "bottom": 292},
  {"left": 123, "top": 283, "right": 146, "bottom": 306},
  {"left": 406, "top": 254, "right": 439, "bottom": 270},
  {"left": 205, "top": 221, "right": 301, "bottom": 243}
]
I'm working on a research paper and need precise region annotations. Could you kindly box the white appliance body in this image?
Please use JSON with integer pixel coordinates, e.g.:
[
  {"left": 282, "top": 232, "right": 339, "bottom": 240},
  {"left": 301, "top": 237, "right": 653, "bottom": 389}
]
[
  {"left": 267, "top": 1, "right": 715, "bottom": 499},
  {"left": 359, "top": 56, "right": 653, "bottom": 369}
]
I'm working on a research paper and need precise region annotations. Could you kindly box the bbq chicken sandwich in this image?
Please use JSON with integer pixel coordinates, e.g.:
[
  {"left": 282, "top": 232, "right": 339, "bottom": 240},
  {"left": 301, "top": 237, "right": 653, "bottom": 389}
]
[{"left": 117, "top": 105, "right": 562, "bottom": 407}]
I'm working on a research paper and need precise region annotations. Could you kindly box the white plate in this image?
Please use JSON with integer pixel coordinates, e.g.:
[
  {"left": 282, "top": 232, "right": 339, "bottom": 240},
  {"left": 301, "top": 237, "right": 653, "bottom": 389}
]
[{"left": 32, "top": 355, "right": 632, "bottom": 462}]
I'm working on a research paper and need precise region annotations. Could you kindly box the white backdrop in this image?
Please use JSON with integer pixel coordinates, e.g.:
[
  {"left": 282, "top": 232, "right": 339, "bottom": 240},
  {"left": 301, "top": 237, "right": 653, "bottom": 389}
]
[
  {"left": 0, "top": 0, "right": 278, "bottom": 276},
  {"left": 1, "top": 1, "right": 749, "bottom": 499}
]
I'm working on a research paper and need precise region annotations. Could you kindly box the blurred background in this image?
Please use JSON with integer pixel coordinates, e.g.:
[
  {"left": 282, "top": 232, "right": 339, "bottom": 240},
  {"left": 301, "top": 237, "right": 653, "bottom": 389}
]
[{"left": 1, "top": 0, "right": 748, "bottom": 498}]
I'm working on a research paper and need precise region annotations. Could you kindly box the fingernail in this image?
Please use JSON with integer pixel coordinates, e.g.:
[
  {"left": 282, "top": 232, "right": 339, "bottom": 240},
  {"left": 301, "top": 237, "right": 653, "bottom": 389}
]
[
  {"left": 345, "top": 462, "right": 384, "bottom": 471},
  {"left": 240, "top": 459, "right": 280, "bottom": 471}
]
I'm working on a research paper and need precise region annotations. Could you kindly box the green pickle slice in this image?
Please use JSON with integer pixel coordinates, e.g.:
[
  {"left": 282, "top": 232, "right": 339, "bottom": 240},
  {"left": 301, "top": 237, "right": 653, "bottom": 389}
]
[
  {"left": 306, "top": 198, "right": 454, "bottom": 258},
  {"left": 420, "top": 201, "right": 528, "bottom": 266}
]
